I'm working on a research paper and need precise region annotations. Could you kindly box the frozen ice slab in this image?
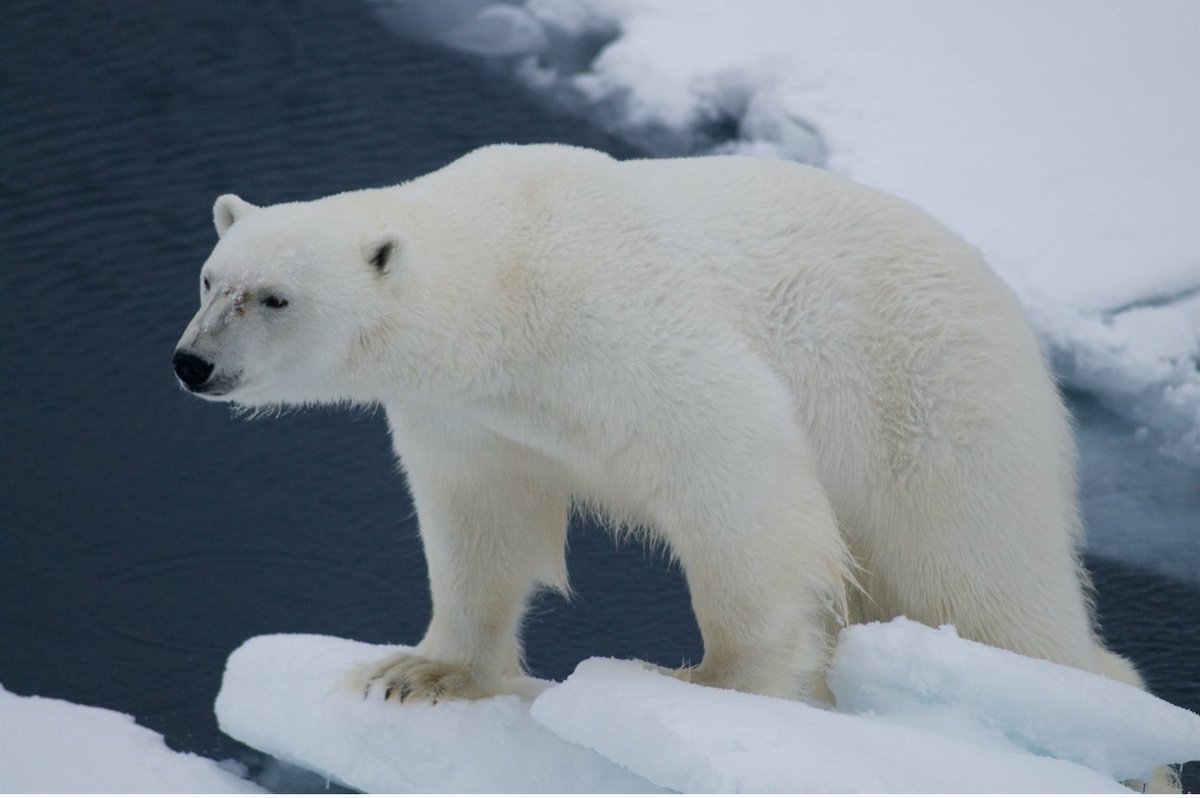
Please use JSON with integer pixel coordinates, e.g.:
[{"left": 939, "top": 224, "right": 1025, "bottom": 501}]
[
  {"left": 529, "top": 657, "right": 1130, "bottom": 793},
  {"left": 0, "top": 683, "right": 259, "bottom": 793},
  {"left": 828, "top": 618, "right": 1200, "bottom": 784},
  {"left": 216, "top": 623, "right": 1198, "bottom": 793},
  {"left": 213, "top": 634, "right": 660, "bottom": 793}
]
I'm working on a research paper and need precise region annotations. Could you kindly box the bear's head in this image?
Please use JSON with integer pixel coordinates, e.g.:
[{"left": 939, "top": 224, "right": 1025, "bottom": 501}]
[{"left": 173, "top": 193, "right": 404, "bottom": 408}]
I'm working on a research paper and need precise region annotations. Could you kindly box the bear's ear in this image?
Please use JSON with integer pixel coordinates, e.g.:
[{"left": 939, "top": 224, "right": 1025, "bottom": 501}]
[
  {"left": 364, "top": 233, "right": 402, "bottom": 275},
  {"left": 213, "top": 194, "right": 258, "bottom": 238}
]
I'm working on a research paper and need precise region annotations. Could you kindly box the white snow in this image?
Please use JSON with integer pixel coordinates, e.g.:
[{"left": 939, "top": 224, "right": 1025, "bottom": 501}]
[
  {"left": 212, "top": 621, "right": 1200, "bottom": 793},
  {"left": 412, "top": 0, "right": 1200, "bottom": 464},
  {"left": 213, "top": 633, "right": 662, "bottom": 792},
  {"left": 0, "top": 683, "right": 260, "bottom": 793}
]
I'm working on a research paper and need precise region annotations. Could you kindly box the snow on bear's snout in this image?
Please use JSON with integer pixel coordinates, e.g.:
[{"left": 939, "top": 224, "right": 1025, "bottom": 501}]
[{"left": 173, "top": 284, "right": 261, "bottom": 397}]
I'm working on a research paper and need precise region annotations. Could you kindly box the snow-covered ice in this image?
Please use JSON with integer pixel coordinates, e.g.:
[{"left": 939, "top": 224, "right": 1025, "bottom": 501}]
[
  {"left": 0, "top": 683, "right": 260, "bottom": 793},
  {"left": 212, "top": 620, "right": 1199, "bottom": 793},
  {"left": 532, "top": 658, "right": 1126, "bottom": 793},
  {"left": 404, "top": 0, "right": 1200, "bottom": 465},
  {"left": 213, "top": 634, "right": 661, "bottom": 792},
  {"left": 827, "top": 619, "right": 1200, "bottom": 784},
  {"left": 9, "top": 621, "right": 1196, "bottom": 792}
]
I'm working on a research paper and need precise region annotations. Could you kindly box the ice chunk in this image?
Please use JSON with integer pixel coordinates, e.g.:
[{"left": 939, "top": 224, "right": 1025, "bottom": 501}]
[
  {"left": 828, "top": 618, "right": 1200, "bottom": 783},
  {"left": 529, "top": 657, "right": 1128, "bottom": 793},
  {"left": 0, "top": 683, "right": 259, "bottom": 793},
  {"left": 213, "top": 634, "right": 660, "bottom": 793},
  {"left": 215, "top": 625, "right": 1199, "bottom": 793}
]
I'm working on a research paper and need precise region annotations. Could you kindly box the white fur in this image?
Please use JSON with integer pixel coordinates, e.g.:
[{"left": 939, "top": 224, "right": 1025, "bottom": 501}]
[{"left": 177, "top": 144, "right": 1162, "bottom": 752}]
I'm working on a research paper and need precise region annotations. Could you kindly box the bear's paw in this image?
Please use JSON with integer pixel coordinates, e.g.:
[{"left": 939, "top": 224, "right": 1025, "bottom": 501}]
[{"left": 349, "top": 652, "right": 493, "bottom": 704}]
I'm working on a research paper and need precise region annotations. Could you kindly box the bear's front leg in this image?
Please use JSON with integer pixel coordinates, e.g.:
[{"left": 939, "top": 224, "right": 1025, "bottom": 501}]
[{"left": 353, "top": 410, "right": 570, "bottom": 703}]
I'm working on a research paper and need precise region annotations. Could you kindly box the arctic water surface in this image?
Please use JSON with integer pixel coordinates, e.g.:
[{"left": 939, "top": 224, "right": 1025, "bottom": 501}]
[{"left": 0, "top": 0, "right": 1196, "bottom": 790}]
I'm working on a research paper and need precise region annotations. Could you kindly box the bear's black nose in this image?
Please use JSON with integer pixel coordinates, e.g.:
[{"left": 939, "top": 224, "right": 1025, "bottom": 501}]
[{"left": 173, "top": 350, "right": 214, "bottom": 389}]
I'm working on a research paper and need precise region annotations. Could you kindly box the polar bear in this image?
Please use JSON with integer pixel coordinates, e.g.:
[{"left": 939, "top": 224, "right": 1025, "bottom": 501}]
[{"left": 174, "top": 143, "right": 1151, "bottom": 727}]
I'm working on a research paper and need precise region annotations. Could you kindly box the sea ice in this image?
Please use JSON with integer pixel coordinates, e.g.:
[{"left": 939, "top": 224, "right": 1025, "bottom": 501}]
[
  {"left": 215, "top": 620, "right": 1200, "bottom": 792},
  {"left": 828, "top": 618, "right": 1200, "bottom": 784},
  {"left": 0, "top": 683, "right": 260, "bottom": 793},
  {"left": 531, "top": 658, "right": 1127, "bottom": 793},
  {"left": 213, "top": 633, "right": 661, "bottom": 793}
]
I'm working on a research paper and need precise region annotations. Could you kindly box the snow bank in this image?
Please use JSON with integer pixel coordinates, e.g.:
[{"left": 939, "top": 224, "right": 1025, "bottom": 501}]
[
  {"left": 828, "top": 618, "right": 1200, "bottom": 784},
  {"left": 0, "top": 683, "right": 259, "bottom": 793},
  {"left": 213, "top": 634, "right": 660, "bottom": 792},
  {"left": 403, "top": 0, "right": 1200, "bottom": 463},
  {"left": 215, "top": 621, "right": 1200, "bottom": 792}
]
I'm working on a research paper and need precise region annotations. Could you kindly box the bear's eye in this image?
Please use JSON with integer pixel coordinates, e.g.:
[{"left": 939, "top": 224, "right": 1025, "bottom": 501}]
[
  {"left": 261, "top": 295, "right": 289, "bottom": 309},
  {"left": 370, "top": 241, "right": 394, "bottom": 273},
  {"left": 203, "top": 277, "right": 211, "bottom": 292}
]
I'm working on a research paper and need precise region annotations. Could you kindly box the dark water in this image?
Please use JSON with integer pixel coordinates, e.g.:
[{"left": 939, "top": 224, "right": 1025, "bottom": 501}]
[{"left": 0, "top": 0, "right": 1195, "bottom": 791}]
